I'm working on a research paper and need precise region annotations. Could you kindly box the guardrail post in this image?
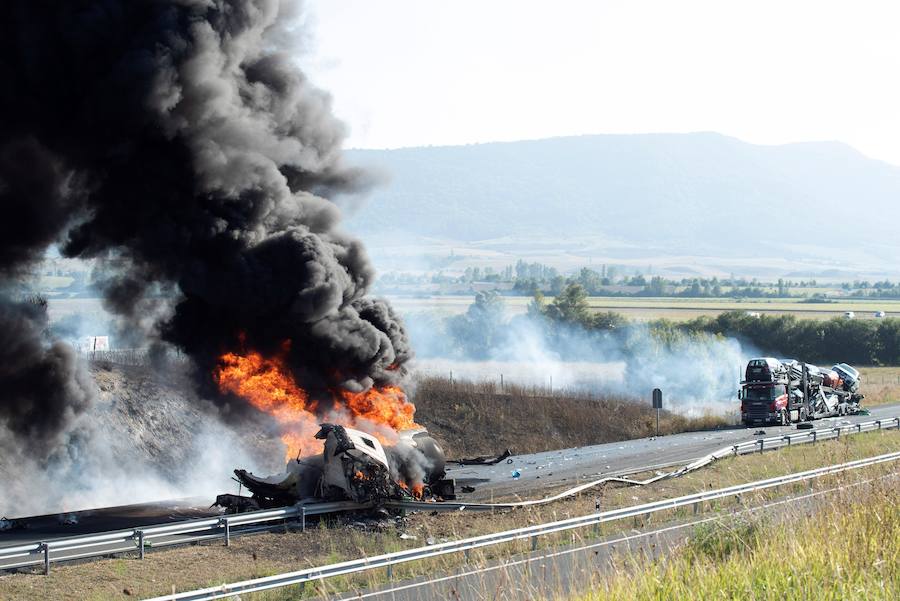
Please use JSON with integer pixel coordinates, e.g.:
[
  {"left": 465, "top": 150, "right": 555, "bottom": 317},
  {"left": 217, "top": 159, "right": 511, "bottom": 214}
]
[
  {"left": 758, "top": 439, "right": 764, "bottom": 454},
  {"left": 857, "top": 423, "right": 862, "bottom": 433},
  {"left": 386, "top": 564, "right": 393, "bottom": 580},
  {"left": 301, "top": 506, "right": 306, "bottom": 533},
  {"left": 40, "top": 542, "right": 49, "bottom": 575},
  {"left": 220, "top": 518, "right": 230, "bottom": 547},
  {"left": 876, "top": 420, "right": 882, "bottom": 430},
  {"left": 812, "top": 431, "right": 817, "bottom": 442},
  {"left": 137, "top": 530, "right": 145, "bottom": 559},
  {"left": 783, "top": 435, "right": 791, "bottom": 446},
  {"left": 692, "top": 502, "right": 700, "bottom": 515},
  {"left": 531, "top": 536, "right": 538, "bottom": 552},
  {"left": 733, "top": 445, "right": 738, "bottom": 457},
  {"left": 835, "top": 427, "right": 840, "bottom": 439},
  {"left": 464, "top": 549, "right": 470, "bottom": 564}
]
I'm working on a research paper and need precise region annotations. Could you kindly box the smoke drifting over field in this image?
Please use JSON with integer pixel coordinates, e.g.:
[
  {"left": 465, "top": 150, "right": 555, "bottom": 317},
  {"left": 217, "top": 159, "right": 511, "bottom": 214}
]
[
  {"left": 0, "top": 1, "right": 410, "bottom": 512},
  {"left": 406, "top": 309, "right": 751, "bottom": 413}
]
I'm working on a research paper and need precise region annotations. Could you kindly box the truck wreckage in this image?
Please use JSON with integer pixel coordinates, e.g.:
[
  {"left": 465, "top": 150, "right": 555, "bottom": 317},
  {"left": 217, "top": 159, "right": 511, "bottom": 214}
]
[
  {"left": 215, "top": 424, "right": 455, "bottom": 512},
  {"left": 740, "top": 358, "right": 865, "bottom": 426}
]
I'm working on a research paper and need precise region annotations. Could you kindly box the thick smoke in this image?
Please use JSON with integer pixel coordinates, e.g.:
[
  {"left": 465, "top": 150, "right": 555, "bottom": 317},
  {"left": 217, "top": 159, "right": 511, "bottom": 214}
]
[
  {"left": 0, "top": 1, "right": 409, "bottom": 408},
  {"left": 0, "top": 121, "right": 96, "bottom": 456},
  {"left": 0, "top": 0, "right": 415, "bottom": 513},
  {"left": 0, "top": 296, "right": 95, "bottom": 457}
]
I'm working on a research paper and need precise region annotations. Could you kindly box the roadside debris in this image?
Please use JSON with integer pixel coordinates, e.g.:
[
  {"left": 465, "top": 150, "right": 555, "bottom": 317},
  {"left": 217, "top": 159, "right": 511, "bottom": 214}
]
[
  {"left": 511, "top": 470, "right": 521, "bottom": 479},
  {"left": 452, "top": 449, "right": 512, "bottom": 466}
]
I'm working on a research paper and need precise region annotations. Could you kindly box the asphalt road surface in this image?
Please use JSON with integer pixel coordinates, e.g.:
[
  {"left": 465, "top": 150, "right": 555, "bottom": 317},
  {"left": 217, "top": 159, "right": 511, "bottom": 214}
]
[
  {"left": 449, "top": 402, "right": 900, "bottom": 502},
  {"left": 2, "top": 401, "right": 898, "bottom": 566}
]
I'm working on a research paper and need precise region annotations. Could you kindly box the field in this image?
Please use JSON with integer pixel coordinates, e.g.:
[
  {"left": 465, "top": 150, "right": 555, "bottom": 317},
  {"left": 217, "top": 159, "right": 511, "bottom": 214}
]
[
  {"left": 387, "top": 294, "right": 900, "bottom": 322},
  {"left": 45, "top": 294, "right": 900, "bottom": 326}
]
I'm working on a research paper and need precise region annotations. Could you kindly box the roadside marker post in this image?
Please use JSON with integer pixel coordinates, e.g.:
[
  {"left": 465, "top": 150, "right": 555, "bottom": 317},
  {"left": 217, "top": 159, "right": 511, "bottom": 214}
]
[{"left": 652, "top": 388, "right": 663, "bottom": 437}]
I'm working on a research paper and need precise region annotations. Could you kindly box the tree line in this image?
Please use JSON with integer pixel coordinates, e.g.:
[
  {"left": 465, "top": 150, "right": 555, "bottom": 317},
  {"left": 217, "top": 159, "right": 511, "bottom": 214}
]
[{"left": 443, "top": 284, "right": 900, "bottom": 366}]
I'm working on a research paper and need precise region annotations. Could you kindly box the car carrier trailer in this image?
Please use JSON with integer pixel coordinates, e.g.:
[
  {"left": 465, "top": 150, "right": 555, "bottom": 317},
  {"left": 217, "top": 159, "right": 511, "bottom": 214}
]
[{"left": 740, "top": 358, "right": 864, "bottom": 426}]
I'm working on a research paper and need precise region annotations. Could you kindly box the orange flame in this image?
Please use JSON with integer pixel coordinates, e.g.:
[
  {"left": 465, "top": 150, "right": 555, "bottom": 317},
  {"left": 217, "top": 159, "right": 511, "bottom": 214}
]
[
  {"left": 213, "top": 344, "right": 419, "bottom": 462},
  {"left": 398, "top": 480, "right": 425, "bottom": 499}
]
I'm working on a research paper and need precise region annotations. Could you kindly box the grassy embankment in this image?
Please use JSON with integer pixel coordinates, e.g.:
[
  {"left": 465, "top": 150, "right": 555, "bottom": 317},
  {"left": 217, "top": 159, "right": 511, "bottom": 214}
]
[
  {"left": 410, "top": 370, "right": 900, "bottom": 459},
  {"left": 3, "top": 428, "right": 898, "bottom": 601},
  {"left": 410, "top": 376, "right": 729, "bottom": 458},
  {"left": 579, "top": 474, "right": 899, "bottom": 600}
]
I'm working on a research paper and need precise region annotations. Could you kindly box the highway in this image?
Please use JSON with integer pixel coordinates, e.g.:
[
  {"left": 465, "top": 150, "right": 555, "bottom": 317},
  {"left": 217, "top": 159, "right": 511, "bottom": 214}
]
[
  {"left": 450, "top": 401, "right": 900, "bottom": 502},
  {"left": 2, "top": 401, "right": 898, "bottom": 568}
]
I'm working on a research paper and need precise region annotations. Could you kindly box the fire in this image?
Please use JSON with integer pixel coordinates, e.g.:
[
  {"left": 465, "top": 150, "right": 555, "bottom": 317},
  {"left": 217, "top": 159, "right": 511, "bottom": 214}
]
[
  {"left": 215, "top": 349, "right": 321, "bottom": 460},
  {"left": 336, "top": 386, "right": 417, "bottom": 433},
  {"left": 213, "top": 343, "right": 419, "bottom": 462},
  {"left": 398, "top": 480, "right": 425, "bottom": 499}
]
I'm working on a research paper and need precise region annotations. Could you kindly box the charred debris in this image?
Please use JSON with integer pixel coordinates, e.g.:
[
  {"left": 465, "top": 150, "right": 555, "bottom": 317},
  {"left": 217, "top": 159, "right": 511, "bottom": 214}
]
[{"left": 215, "top": 425, "right": 456, "bottom": 513}]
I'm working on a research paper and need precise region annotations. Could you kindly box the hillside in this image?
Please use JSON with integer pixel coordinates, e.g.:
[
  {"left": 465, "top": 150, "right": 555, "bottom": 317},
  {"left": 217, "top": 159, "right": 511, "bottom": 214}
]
[{"left": 345, "top": 133, "right": 900, "bottom": 277}]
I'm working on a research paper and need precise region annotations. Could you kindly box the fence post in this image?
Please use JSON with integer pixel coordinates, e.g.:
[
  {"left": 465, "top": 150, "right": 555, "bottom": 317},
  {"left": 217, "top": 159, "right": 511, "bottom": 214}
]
[
  {"left": 137, "top": 530, "right": 145, "bottom": 559},
  {"left": 41, "top": 542, "right": 50, "bottom": 575}
]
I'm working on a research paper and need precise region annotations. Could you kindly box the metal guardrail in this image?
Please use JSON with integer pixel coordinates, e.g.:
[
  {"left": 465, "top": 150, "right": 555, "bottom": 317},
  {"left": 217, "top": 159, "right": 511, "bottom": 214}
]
[
  {"left": 729, "top": 415, "right": 900, "bottom": 457},
  {"left": 388, "top": 415, "right": 900, "bottom": 513},
  {"left": 0, "top": 500, "right": 369, "bottom": 573},
  {"left": 1, "top": 415, "right": 897, "bottom": 574},
  {"left": 147, "top": 449, "right": 900, "bottom": 601}
]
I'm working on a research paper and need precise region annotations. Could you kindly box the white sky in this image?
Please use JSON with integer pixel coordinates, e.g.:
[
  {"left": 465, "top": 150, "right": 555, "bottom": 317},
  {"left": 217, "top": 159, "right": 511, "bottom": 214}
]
[{"left": 301, "top": 0, "right": 900, "bottom": 165}]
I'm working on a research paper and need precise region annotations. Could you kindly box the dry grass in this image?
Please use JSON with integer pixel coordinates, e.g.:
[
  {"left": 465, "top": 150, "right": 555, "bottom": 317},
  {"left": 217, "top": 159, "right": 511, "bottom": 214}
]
[
  {"left": 410, "top": 376, "right": 730, "bottom": 458},
  {"left": 580, "top": 477, "right": 900, "bottom": 600},
  {"left": 2, "top": 429, "right": 897, "bottom": 601},
  {"left": 859, "top": 366, "right": 900, "bottom": 407}
]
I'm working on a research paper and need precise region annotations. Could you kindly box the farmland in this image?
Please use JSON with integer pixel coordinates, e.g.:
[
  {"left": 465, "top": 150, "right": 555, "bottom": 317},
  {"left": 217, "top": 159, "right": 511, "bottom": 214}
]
[{"left": 387, "top": 294, "right": 900, "bottom": 322}]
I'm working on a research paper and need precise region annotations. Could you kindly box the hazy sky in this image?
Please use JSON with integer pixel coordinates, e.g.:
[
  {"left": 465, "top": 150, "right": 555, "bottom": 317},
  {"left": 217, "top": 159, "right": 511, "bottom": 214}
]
[{"left": 301, "top": 1, "right": 900, "bottom": 165}]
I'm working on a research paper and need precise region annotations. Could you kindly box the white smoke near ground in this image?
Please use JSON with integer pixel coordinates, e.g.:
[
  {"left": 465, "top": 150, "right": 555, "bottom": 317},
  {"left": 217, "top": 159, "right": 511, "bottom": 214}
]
[
  {"left": 0, "top": 360, "right": 281, "bottom": 518},
  {"left": 404, "top": 305, "right": 755, "bottom": 416}
]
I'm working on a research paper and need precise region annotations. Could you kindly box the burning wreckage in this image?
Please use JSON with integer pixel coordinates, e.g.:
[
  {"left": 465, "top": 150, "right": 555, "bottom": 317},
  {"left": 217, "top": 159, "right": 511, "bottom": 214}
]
[{"left": 216, "top": 424, "right": 454, "bottom": 512}]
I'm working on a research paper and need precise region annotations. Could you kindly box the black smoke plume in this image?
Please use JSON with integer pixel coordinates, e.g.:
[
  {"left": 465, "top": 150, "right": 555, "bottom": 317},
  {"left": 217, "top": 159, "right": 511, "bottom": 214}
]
[{"left": 0, "top": 0, "right": 410, "bottom": 441}]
